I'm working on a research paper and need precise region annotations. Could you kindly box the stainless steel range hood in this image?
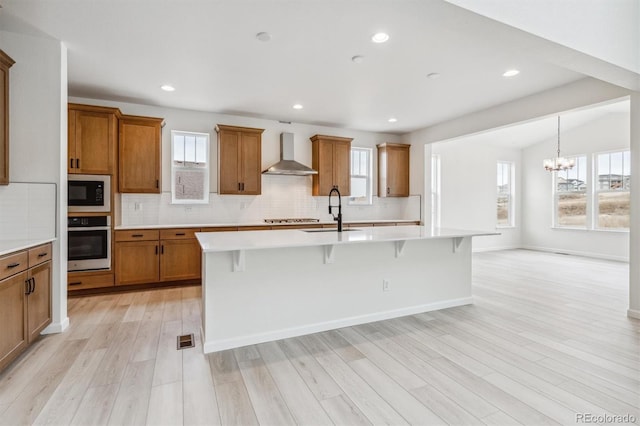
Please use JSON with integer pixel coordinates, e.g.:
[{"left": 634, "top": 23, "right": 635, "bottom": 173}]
[{"left": 263, "top": 133, "right": 318, "bottom": 176}]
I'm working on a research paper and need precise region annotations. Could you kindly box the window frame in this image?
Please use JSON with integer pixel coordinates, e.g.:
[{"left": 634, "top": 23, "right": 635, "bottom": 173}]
[
  {"left": 594, "top": 149, "right": 630, "bottom": 230},
  {"left": 552, "top": 154, "right": 588, "bottom": 229},
  {"left": 170, "top": 130, "right": 210, "bottom": 205},
  {"left": 349, "top": 146, "right": 373, "bottom": 205},
  {"left": 496, "top": 161, "right": 515, "bottom": 228},
  {"left": 431, "top": 154, "right": 441, "bottom": 228}
]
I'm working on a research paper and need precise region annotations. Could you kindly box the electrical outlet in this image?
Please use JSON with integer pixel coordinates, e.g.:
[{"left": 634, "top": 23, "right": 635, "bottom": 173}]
[
  {"left": 382, "top": 280, "right": 390, "bottom": 292},
  {"left": 184, "top": 206, "right": 192, "bottom": 212},
  {"left": 134, "top": 202, "right": 142, "bottom": 211}
]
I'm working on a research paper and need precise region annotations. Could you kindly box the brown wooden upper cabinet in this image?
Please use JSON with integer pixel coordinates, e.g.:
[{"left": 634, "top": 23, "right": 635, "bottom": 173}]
[
  {"left": 310, "top": 134, "right": 352, "bottom": 196},
  {"left": 119, "top": 115, "right": 163, "bottom": 193},
  {"left": 0, "top": 50, "right": 15, "bottom": 185},
  {"left": 68, "top": 104, "right": 120, "bottom": 175},
  {"left": 377, "top": 143, "right": 410, "bottom": 197},
  {"left": 217, "top": 124, "right": 264, "bottom": 195}
]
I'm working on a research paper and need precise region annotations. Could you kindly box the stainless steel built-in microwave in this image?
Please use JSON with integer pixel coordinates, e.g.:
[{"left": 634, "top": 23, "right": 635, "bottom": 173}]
[{"left": 68, "top": 174, "right": 111, "bottom": 212}]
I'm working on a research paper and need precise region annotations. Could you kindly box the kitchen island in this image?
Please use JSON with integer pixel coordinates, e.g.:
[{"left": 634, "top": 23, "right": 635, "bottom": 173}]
[{"left": 196, "top": 225, "right": 494, "bottom": 353}]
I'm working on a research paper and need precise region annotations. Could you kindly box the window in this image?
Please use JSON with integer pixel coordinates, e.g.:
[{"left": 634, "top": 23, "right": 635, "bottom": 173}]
[
  {"left": 431, "top": 155, "right": 441, "bottom": 228},
  {"left": 349, "top": 147, "right": 372, "bottom": 205},
  {"left": 554, "top": 155, "right": 587, "bottom": 228},
  {"left": 171, "top": 130, "right": 210, "bottom": 204},
  {"left": 497, "top": 161, "right": 514, "bottom": 227},
  {"left": 595, "top": 150, "right": 630, "bottom": 229}
]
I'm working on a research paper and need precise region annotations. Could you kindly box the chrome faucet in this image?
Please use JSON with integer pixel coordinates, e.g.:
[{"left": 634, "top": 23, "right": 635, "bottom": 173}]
[{"left": 328, "top": 186, "right": 343, "bottom": 232}]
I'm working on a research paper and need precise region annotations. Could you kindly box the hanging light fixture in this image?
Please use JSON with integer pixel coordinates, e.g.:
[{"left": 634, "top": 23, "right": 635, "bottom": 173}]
[{"left": 543, "top": 116, "right": 574, "bottom": 172}]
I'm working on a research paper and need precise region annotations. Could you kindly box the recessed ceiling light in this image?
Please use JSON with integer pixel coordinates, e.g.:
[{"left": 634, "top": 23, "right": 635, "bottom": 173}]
[
  {"left": 503, "top": 69, "right": 520, "bottom": 77},
  {"left": 427, "top": 72, "right": 441, "bottom": 80},
  {"left": 160, "top": 84, "right": 175, "bottom": 92},
  {"left": 256, "top": 32, "right": 271, "bottom": 42},
  {"left": 292, "top": 104, "right": 303, "bottom": 110},
  {"left": 351, "top": 55, "right": 364, "bottom": 64},
  {"left": 388, "top": 117, "right": 398, "bottom": 123},
  {"left": 371, "top": 32, "right": 390, "bottom": 43}
]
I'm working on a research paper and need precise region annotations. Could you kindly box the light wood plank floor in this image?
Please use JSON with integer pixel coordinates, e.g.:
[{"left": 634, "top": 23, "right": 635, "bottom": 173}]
[{"left": 0, "top": 249, "right": 638, "bottom": 425}]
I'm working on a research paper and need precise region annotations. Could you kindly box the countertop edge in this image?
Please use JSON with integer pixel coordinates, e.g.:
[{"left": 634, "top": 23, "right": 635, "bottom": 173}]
[
  {"left": 115, "top": 219, "right": 421, "bottom": 230},
  {"left": 196, "top": 226, "right": 498, "bottom": 253},
  {"left": 0, "top": 238, "right": 57, "bottom": 257}
]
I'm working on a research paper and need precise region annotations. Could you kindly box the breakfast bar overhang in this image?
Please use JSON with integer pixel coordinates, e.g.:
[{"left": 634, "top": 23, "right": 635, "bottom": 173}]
[{"left": 196, "top": 226, "right": 494, "bottom": 353}]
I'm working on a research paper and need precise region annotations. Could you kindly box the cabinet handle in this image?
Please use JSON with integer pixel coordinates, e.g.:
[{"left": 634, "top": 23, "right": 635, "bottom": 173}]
[
  {"left": 131, "top": 234, "right": 144, "bottom": 237},
  {"left": 70, "top": 158, "right": 74, "bottom": 169},
  {"left": 25, "top": 279, "right": 30, "bottom": 295},
  {"left": 156, "top": 180, "right": 159, "bottom": 189},
  {"left": 7, "top": 262, "right": 20, "bottom": 269},
  {"left": 38, "top": 252, "right": 48, "bottom": 258},
  {"left": 155, "top": 245, "right": 158, "bottom": 255},
  {"left": 31, "top": 277, "right": 36, "bottom": 294},
  {"left": 238, "top": 182, "right": 241, "bottom": 191},
  {"left": 241, "top": 182, "right": 245, "bottom": 191},
  {"left": 69, "top": 281, "right": 83, "bottom": 286},
  {"left": 175, "top": 233, "right": 185, "bottom": 236},
  {"left": 161, "top": 245, "right": 164, "bottom": 254},
  {"left": 76, "top": 158, "right": 80, "bottom": 169},
  {"left": 387, "top": 187, "right": 390, "bottom": 195}
]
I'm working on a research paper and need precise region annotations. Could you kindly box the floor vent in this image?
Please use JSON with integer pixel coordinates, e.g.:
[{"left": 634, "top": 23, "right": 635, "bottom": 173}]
[{"left": 177, "top": 334, "right": 195, "bottom": 350}]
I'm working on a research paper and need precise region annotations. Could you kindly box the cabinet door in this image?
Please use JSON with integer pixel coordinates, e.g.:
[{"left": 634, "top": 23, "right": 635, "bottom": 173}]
[
  {"left": 219, "top": 130, "right": 241, "bottom": 194},
  {"left": 314, "top": 140, "right": 335, "bottom": 196},
  {"left": 115, "top": 241, "right": 159, "bottom": 285},
  {"left": 387, "top": 146, "right": 409, "bottom": 196},
  {"left": 240, "top": 132, "right": 261, "bottom": 195},
  {"left": 26, "top": 262, "right": 51, "bottom": 343},
  {"left": 0, "top": 51, "right": 14, "bottom": 186},
  {"left": 160, "top": 239, "right": 201, "bottom": 282},
  {"left": 0, "top": 272, "right": 27, "bottom": 372},
  {"left": 119, "top": 117, "right": 162, "bottom": 193},
  {"left": 333, "top": 140, "right": 351, "bottom": 196},
  {"left": 71, "top": 110, "right": 115, "bottom": 174}
]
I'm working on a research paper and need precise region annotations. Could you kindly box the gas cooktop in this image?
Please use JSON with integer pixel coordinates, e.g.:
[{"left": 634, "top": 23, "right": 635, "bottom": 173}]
[{"left": 263, "top": 218, "right": 320, "bottom": 224}]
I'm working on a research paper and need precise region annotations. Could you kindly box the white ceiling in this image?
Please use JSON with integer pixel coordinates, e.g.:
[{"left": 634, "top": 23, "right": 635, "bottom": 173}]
[{"left": 0, "top": 0, "right": 594, "bottom": 134}]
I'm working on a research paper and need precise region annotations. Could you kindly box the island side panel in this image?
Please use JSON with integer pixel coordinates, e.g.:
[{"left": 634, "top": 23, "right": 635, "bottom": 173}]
[{"left": 202, "top": 237, "right": 472, "bottom": 353}]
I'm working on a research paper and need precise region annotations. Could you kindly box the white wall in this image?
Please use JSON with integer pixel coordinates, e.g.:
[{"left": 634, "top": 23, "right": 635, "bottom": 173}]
[
  {"left": 432, "top": 139, "right": 522, "bottom": 251},
  {"left": 522, "top": 112, "right": 630, "bottom": 261},
  {"left": 70, "top": 97, "right": 422, "bottom": 226},
  {"left": 0, "top": 27, "right": 68, "bottom": 332}
]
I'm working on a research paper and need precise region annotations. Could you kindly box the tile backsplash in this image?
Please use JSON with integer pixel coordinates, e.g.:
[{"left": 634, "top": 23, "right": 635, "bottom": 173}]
[
  {"left": 120, "top": 175, "right": 421, "bottom": 226},
  {"left": 0, "top": 182, "right": 57, "bottom": 240}
]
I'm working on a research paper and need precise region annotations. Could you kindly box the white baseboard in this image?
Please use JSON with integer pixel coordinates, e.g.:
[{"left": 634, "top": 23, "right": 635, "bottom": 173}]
[
  {"left": 472, "top": 245, "right": 520, "bottom": 253},
  {"left": 522, "top": 245, "right": 629, "bottom": 262},
  {"left": 627, "top": 309, "right": 640, "bottom": 320},
  {"left": 42, "top": 316, "right": 69, "bottom": 334},
  {"left": 203, "top": 297, "right": 473, "bottom": 353}
]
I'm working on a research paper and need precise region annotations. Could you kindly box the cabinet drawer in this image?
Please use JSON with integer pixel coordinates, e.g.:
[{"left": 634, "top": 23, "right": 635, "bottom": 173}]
[
  {"left": 238, "top": 226, "right": 272, "bottom": 231},
  {"left": 0, "top": 251, "right": 28, "bottom": 280},
  {"left": 68, "top": 272, "right": 114, "bottom": 290},
  {"left": 28, "top": 243, "right": 52, "bottom": 267},
  {"left": 160, "top": 228, "right": 200, "bottom": 240},
  {"left": 115, "top": 230, "right": 159, "bottom": 242}
]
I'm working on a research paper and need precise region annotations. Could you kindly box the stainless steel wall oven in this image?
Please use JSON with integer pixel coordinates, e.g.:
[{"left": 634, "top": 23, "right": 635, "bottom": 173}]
[{"left": 68, "top": 215, "right": 111, "bottom": 271}]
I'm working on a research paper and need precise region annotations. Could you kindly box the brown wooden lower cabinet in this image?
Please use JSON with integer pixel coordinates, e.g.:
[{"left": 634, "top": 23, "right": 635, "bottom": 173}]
[
  {"left": 114, "top": 228, "right": 201, "bottom": 286},
  {"left": 67, "top": 271, "right": 114, "bottom": 291},
  {"left": 115, "top": 240, "right": 159, "bottom": 285},
  {"left": 159, "top": 239, "right": 201, "bottom": 281},
  {"left": 0, "top": 242, "right": 52, "bottom": 373},
  {"left": 0, "top": 271, "right": 28, "bottom": 372}
]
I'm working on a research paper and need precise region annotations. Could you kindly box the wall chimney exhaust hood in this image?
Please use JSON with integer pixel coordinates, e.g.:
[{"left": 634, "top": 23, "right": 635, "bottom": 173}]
[{"left": 263, "top": 133, "right": 318, "bottom": 176}]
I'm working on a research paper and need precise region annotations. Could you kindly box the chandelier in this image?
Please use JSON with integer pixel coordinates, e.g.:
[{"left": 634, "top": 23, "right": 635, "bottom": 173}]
[{"left": 543, "top": 116, "right": 574, "bottom": 172}]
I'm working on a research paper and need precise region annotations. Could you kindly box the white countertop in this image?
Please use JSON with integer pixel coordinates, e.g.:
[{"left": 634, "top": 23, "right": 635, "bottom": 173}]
[
  {"left": 0, "top": 238, "right": 56, "bottom": 256},
  {"left": 115, "top": 219, "right": 419, "bottom": 230},
  {"left": 196, "top": 226, "right": 496, "bottom": 253}
]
